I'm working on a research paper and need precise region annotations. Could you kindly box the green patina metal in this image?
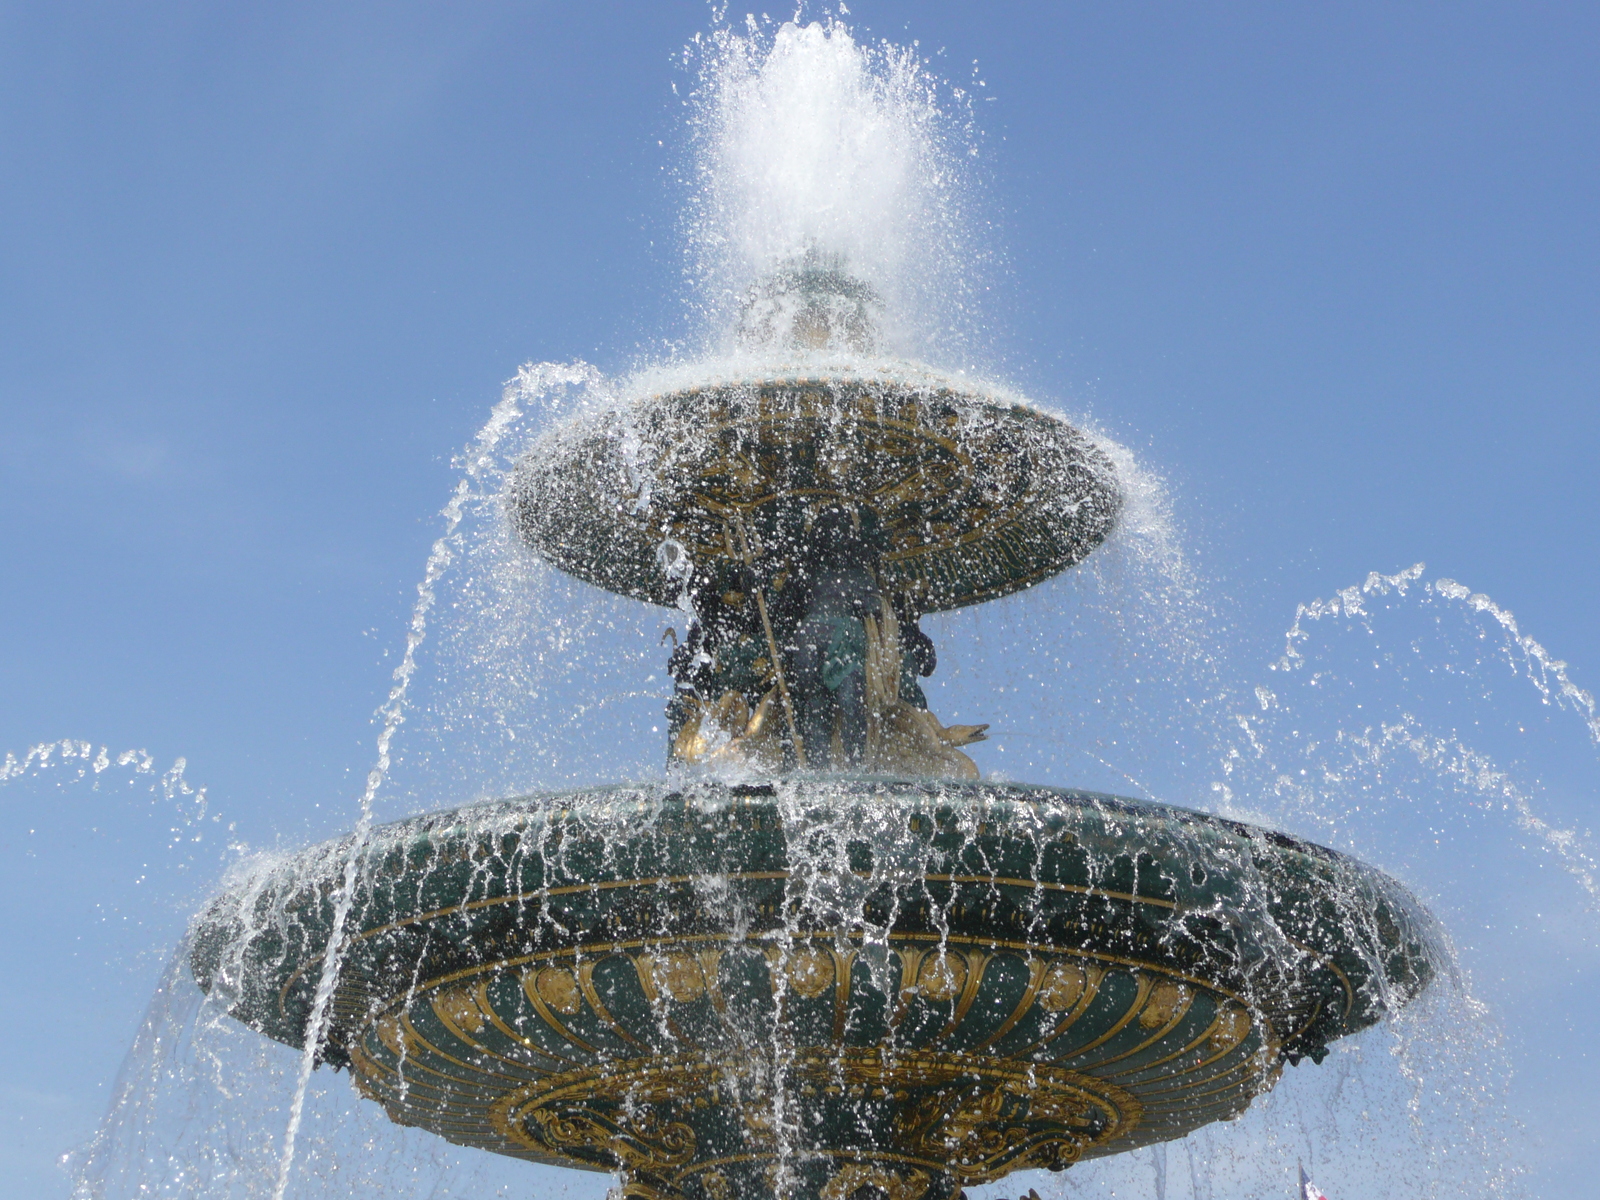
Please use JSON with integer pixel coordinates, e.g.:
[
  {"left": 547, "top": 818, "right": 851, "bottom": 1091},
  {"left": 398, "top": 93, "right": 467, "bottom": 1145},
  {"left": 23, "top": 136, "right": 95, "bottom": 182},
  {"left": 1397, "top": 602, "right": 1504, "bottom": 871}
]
[
  {"left": 190, "top": 779, "right": 1438, "bottom": 1200},
  {"left": 507, "top": 378, "right": 1121, "bottom": 614}
]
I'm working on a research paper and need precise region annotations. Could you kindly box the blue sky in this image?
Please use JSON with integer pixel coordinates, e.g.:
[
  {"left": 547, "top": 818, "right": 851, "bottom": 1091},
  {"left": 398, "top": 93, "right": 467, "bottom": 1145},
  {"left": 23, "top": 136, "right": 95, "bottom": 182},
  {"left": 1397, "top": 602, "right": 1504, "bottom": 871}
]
[{"left": 2, "top": 3, "right": 1597, "bottom": 1198}]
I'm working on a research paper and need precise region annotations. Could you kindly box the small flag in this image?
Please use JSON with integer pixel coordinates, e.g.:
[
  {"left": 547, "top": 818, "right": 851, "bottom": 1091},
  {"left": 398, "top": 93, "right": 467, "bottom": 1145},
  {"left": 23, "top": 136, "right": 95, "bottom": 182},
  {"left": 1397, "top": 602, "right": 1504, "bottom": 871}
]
[{"left": 1300, "top": 1161, "right": 1330, "bottom": 1200}]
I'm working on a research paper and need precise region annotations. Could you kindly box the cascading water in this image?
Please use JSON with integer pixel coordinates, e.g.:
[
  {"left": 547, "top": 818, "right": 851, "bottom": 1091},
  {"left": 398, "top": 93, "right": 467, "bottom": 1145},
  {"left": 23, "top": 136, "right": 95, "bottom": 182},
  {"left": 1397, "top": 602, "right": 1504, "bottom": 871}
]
[{"left": 64, "top": 13, "right": 1596, "bottom": 1200}]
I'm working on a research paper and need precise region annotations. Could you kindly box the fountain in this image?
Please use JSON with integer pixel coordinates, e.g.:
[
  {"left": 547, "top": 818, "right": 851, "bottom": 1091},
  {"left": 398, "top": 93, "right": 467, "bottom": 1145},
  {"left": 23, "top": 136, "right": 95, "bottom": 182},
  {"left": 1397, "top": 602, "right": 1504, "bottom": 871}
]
[
  {"left": 180, "top": 19, "right": 1447, "bottom": 1200},
  {"left": 188, "top": 271, "right": 1441, "bottom": 1200}
]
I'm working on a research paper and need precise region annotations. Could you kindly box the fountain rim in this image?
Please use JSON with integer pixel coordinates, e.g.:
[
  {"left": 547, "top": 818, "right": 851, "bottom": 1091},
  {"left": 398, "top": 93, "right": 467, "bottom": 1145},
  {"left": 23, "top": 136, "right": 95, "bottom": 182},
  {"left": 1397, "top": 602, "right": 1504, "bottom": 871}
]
[
  {"left": 279, "top": 775, "right": 1354, "bottom": 858},
  {"left": 190, "top": 777, "right": 1443, "bottom": 1028}
]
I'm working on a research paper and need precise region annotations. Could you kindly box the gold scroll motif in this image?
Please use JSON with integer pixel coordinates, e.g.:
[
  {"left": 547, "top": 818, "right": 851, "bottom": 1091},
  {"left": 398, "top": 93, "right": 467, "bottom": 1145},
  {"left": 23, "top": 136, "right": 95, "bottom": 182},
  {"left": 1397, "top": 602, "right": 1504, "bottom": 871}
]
[
  {"left": 636, "top": 384, "right": 1108, "bottom": 613},
  {"left": 820, "top": 1163, "right": 935, "bottom": 1200},
  {"left": 494, "top": 1060, "right": 709, "bottom": 1172},
  {"left": 673, "top": 598, "right": 986, "bottom": 778},
  {"left": 375, "top": 1012, "right": 406, "bottom": 1058},
  {"left": 662, "top": 394, "right": 977, "bottom": 565},
  {"left": 525, "top": 1105, "right": 697, "bottom": 1174},
  {"left": 616, "top": 1179, "right": 684, "bottom": 1200},
  {"left": 488, "top": 1048, "right": 1135, "bottom": 1189},
  {"left": 823, "top": 1050, "right": 1137, "bottom": 1181},
  {"left": 894, "top": 1068, "right": 1114, "bottom": 1179},
  {"left": 512, "top": 381, "right": 1120, "bottom": 612}
]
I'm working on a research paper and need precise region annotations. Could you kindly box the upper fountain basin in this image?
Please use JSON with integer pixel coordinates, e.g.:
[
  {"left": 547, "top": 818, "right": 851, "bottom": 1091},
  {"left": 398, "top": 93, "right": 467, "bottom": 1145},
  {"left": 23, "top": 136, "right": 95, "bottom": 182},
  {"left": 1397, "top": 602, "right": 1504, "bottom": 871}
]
[{"left": 508, "top": 369, "right": 1121, "bottom": 613}]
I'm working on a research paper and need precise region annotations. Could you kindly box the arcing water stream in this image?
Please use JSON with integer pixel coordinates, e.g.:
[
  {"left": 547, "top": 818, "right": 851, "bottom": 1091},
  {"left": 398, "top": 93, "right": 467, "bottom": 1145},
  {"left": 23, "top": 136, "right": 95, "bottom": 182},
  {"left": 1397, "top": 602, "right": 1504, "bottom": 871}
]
[{"left": 53, "top": 13, "right": 1599, "bottom": 1200}]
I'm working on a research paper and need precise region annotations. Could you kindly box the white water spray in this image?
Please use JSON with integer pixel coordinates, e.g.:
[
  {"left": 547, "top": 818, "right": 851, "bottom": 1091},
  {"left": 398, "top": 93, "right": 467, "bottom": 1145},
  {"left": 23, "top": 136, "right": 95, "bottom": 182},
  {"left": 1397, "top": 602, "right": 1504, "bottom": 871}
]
[
  {"left": 1269, "top": 565, "right": 1600, "bottom": 906},
  {"left": 683, "top": 16, "right": 982, "bottom": 358},
  {"left": 267, "top": 368, "right": 587, "bottom": 1199}
]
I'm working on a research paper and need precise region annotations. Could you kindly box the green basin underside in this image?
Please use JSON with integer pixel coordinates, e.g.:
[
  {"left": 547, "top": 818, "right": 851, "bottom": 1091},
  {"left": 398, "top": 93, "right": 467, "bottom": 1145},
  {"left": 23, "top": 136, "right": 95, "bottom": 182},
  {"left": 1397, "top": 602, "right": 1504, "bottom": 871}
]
[
  {"left": 506, "top": 379, "right": 1122, "bottom": 614},
  {"left": 190, "top": 779, "right": 1439, "bottom": 1200}
]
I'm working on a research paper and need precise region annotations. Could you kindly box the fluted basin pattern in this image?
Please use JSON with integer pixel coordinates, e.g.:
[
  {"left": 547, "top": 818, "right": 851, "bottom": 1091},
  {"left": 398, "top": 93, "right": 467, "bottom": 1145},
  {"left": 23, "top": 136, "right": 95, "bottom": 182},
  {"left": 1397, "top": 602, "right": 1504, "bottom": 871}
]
[{"left": 190, "top": 780, "right": 1439, "bottom": 1200}]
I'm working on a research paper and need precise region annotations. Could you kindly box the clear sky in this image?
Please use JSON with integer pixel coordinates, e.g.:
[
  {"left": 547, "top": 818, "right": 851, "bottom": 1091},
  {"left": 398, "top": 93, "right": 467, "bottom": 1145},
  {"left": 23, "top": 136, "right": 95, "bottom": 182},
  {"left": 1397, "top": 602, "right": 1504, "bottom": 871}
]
[{"left": 2, "top": 3, "right": 1597, "bottom": 1198}]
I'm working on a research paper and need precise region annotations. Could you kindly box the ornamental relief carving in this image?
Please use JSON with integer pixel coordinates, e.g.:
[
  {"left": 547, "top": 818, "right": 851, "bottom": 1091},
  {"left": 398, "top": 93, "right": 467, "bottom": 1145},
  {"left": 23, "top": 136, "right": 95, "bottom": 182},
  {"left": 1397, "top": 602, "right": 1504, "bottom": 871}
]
[
  {"left": 523, "top": 1103, "right": 697, "bottom": 1172},
  {"left": 819, "top": 1162, "right": 935, "bottom": 1200},
  {"left": 486, "top": 1048, "right": 1136, "bottom": 1187},
  {"left": 351, "top": 945, "right": 1264, "bottom": 1191}
]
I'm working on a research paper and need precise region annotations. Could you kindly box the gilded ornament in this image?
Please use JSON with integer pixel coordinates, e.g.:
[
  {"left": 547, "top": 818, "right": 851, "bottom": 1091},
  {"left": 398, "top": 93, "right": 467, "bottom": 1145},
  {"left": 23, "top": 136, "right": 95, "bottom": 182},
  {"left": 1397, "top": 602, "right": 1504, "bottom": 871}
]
[
  {"left": 915, "top": 952, "right": 967, "bottom": 1002},
  {"left": 640, "top": 952, "right": 710, "bottom": 1003},
  {"left": 432, "top": 984, "right": 487, "bottom": 1034},
  {"left": 783, "top": 945, "right": 838, "bottom": 998},
  {"left": 530, "top": 966, "right": 584, "bottom": 1016},
  {"left": 616, "top": 1180, "right": 680, "bottom": 1200},
  {"left": 511, "top": 381, "right": 1122, "bottom": 614},
  {"left": 1138, "top": 979, "right": 1189, "bottom": 1031},
  {"left": 820, "top": 1162, "right": 934, "bottom": 1200},
  {"left": 1035, "top": 959, "right": 1089, "bottom": 1013},
  {"left": 525, "top": 1103, "right": 696, "bottom": 1172},
  {"left": 195, "top": 780, "right": 1440, "bottom": 1200}
]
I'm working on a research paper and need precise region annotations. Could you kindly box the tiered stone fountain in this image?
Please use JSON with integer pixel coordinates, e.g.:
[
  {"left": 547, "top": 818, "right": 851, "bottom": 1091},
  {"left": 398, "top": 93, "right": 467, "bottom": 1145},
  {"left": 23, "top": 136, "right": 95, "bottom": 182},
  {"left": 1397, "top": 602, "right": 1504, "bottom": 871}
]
[{"left": 190, "top": 266, "right": 1440, "bottom": 1200}]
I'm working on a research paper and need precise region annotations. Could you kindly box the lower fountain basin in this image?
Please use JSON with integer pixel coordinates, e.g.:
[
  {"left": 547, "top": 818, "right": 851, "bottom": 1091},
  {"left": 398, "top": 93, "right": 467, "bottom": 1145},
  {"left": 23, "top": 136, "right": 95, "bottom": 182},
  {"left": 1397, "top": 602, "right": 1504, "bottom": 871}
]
[{"left": 190, "top": 779, "right": 1440, "bottom": 1200}]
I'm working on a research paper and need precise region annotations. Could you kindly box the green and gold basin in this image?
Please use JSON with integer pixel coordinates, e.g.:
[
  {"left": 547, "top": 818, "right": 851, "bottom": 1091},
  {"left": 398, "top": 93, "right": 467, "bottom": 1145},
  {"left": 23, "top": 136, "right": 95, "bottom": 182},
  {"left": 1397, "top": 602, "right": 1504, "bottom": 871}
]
[
  {"left": 508, "top": 377, "right": 1122, "bottom": 615},
  {"left": 190, "top": 779, "right": 1439, "bottom": 1200}
]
